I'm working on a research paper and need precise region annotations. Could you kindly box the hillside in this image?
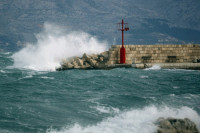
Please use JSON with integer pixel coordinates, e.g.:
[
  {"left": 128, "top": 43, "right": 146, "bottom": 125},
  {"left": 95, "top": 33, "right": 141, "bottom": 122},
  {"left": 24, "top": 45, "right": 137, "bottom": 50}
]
[{"left": 0, "top": 0, "right": 200, "bottom": 51}]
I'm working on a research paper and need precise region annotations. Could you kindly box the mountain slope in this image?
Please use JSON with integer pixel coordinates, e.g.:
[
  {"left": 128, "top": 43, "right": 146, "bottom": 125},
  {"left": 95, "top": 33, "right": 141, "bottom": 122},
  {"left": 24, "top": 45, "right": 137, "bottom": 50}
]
[{"left": 0, "top": 0, "right": 200, "bottom": 51}]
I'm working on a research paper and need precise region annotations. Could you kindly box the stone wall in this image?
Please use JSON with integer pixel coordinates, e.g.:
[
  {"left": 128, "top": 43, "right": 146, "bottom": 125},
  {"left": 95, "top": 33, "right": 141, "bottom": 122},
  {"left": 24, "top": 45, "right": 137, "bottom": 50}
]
[{"left": 106, "top": 44, "right": 200, "bottom": 65}]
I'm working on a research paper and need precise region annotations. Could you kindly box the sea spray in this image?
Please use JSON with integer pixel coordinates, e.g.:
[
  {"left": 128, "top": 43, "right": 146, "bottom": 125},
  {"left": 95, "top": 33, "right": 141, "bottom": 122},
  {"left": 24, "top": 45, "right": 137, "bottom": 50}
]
[
  {"left": 12, "top": 23, "right": 108, "bottom": 71},
  {"left": 145, "top": 65, "right": 161, "bottom": 70},
  {"left": 47, "top": 106, "right": 200, "bottom": 133}
]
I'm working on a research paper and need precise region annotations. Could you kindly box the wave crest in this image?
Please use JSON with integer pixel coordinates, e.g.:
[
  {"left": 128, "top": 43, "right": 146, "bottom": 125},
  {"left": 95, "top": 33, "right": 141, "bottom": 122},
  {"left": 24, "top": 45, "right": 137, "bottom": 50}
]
[
  {"left": 47, "top": 106, "right": 200, "bottom": 133},
  {"left": 12, "top": 23, "right": 108, "bottom": 71}
]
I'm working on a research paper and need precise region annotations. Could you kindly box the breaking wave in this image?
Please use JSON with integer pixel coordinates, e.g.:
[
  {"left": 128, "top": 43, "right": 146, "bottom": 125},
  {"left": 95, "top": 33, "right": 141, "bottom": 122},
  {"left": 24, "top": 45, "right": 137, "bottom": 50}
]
[
  {"left": 145, "top": 65, "right": 161, "bottom": 70},
  {"left": 47, "top": 106, "right": 200, "bottom": 133},
  {"left": 12, "top": 23, "right": 108, "bottom": 71}
]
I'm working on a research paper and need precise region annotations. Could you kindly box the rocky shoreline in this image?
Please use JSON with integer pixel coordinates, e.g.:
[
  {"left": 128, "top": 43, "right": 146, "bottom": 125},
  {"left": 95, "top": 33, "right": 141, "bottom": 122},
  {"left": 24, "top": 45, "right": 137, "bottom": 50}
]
[
  {"left": 56, "top": 51, "right": 109, "bottom": 71},
  {"left": 156, "top": 117, "right": 199, "bottom": 133}
]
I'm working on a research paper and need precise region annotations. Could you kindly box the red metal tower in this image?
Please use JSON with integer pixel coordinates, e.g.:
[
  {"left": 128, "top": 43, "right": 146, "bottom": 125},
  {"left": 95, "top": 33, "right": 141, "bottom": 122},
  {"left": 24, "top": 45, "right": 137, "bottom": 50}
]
[{"left": 118, "top": 19, "right": 129, "bottom": 64}]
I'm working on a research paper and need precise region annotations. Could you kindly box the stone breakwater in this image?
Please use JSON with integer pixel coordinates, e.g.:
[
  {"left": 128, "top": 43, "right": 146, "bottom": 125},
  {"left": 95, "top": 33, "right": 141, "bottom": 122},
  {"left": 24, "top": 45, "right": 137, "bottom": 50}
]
[
  {"left": 57, "top": 51, "right": 110, "bottom": 70},
  {"left": 57, "top": 44, "right": 200, "bottom": 70},
  {"left": 107, "top": 44, "right": 200, "bottom": 64}
]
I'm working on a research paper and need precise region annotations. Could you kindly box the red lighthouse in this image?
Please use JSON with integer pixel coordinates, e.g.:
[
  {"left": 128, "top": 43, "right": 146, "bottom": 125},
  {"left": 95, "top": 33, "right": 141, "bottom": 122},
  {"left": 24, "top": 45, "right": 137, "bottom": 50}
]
[{"left": 118, "top": 19, "right": 129, "bottom": 64}]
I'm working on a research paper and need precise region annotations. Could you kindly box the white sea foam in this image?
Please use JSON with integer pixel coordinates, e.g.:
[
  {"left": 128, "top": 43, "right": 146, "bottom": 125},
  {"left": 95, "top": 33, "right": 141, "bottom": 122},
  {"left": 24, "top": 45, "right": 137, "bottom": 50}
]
[
  {"left": 12, "top": 23, "right": 108, "bottom": 71},
  {"left": 140, "top": 75, "right": 149, "bottom": 79},
  {"left": 18, "top": 75, "right": 33, "bottom": 80},
  {"left": 2, "top": 52, "right": 11, "bottom": 55},
  {"left": 165, "top": 68, "right": 196, "bottom": 72},
  {"left": 145, "top": 65, "right": 161, "bottom": 70},
  {"left": 173, "top": 86, "right": 180, "bottom": 89},
  {"left": 143, "top": 96, "right": 156, "bottom": 101},
  {"left": 169, "top": 94, "right": 175, "bottom": 96},
  {"left": 40, "top": 76, "right": 54, "bottom": 80},
  {"left": 93, "top": 105, "right": 120, "bottom": 114},
  {"left": 17, "top": 71, "right": 48, "bottom": 80},
  {"left": 0, "top": 70, "right": 6, "bottom": 73},
  {"left": 184, "top": 96, "right": 191, "bottom": 99},
  {"left": 47, "top": 106, "right": 200, "bottom": 133}
]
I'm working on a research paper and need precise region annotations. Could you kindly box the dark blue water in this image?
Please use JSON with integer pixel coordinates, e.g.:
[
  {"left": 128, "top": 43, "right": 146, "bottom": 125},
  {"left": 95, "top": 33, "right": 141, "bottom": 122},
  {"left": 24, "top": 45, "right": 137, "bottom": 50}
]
[{"left": 0, "top": 52, "right": 200, "bottom": 133}]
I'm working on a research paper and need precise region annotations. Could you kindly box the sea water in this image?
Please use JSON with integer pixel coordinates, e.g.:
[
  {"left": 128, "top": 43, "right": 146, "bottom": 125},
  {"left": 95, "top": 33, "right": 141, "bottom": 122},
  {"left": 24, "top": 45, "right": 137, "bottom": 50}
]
[
  {"left": 0, "top": 52, "right": 200, "bottom": 133},
  {"left": 0, "top": 23, "right": 200, "bottom": 133}
]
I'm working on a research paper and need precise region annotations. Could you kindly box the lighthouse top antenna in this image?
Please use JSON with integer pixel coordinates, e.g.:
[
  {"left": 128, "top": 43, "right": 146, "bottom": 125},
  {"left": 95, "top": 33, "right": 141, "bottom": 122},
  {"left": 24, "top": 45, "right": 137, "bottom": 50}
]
[{"left": 117, "top": 19, "right": 129, "bottom": 47}]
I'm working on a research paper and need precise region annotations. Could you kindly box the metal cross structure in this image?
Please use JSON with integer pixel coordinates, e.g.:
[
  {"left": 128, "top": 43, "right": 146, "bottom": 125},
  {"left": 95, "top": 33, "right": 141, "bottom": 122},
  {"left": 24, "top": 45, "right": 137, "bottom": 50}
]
[{"left": 118, "top": 19, "right": 129, "bottom": 64}]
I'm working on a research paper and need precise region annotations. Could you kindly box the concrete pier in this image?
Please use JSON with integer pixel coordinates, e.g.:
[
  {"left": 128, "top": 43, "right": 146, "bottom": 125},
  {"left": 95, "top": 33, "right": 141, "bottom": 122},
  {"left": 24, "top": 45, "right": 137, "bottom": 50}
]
[
  {"left": 105, "top": 44, "right": 200, "bottom": 69},
  {"left": 106, "top": 63, "right": 200, "bottom": 70},
  {"left": 59, "top": 44, "right": 200, "bottom": 70}
]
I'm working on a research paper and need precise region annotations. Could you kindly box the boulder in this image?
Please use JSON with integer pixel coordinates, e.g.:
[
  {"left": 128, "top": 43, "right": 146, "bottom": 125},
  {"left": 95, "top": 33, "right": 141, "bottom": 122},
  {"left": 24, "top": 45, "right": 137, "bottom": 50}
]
[
  {"left": 72, "top": 61, "right": 78, "bottom": 68},
  {"left": 82, "top": 53, "right": 97, "bottom": 66},
  {"left": 83, "top": 53, "right": 91, "bottom": 62},
  {"left": 58, "top": 52, "right": 108, "bottom": 70},
  {"left": 156, "top": 118, "right": 199, "bottom": 133},
  {"left": 158, "top": 118, "right": 175, "bottom": 129},
  {"left": 62, "top": 62, "right": 74, "bottom": 69},
  {"left": 74, "top": 57, "right": 84, "bottom": 66},
  {"left": 74, "top": 65, "right": 81, "bottom": 69},
  {"left": 99, "top": 57, "right": 104, "bottom": 62},
  {"left": 90, "top": 54, "right": 98, "bottom": 60},
  {"left": 88, "top": 58, "right": 97, "bottom": 66},
  {"left": 83, "top": 62, "right": 91, "bottom": 68},
  {"left": 100, "top": 51, "right": 109, "bottom": 59}
]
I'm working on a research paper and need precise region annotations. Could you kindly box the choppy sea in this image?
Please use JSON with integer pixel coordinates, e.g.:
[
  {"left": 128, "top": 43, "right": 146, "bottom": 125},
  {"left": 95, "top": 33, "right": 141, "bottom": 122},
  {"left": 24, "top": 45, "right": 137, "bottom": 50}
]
[{"left": 0, "top": 51, "right": 200, "bottom": 133}]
